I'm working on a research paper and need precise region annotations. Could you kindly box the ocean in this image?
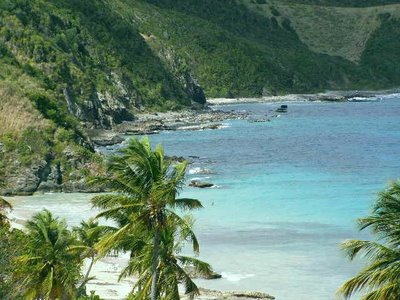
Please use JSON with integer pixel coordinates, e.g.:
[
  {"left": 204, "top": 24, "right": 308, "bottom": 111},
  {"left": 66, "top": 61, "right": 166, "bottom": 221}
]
[{"left": 8, "top": 95, "right": 400, "bottom": 299}]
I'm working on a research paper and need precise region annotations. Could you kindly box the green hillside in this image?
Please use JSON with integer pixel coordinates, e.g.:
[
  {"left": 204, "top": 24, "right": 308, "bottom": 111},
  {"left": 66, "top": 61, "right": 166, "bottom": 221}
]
[
  {"left": 1, "top": 0, "right": 400, "bottom": 194},
  {"left": 114, "top": 0, "right": 400, "bottom": 96},
  {"left": 271, "top": 0, "right": 400, "bottom": 7}
]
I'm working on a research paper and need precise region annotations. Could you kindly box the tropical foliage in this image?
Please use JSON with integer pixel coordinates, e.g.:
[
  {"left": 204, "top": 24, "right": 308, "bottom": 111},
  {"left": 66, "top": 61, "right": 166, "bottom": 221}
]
[
  {"left": 0, "top": 226, "right": 26, "bottom": 300},
  {"left": 92, "top": 137, "right": 212, "bottom": 299},
  {"left": 72, "top": 218, "right": 107, "bottom": 293},
  {"left": 0, "top": 197, "right": 12, "bottom": 227},
  {"left": 1, "top": 0, "right": 400, "bottom": 193},
  {"left": 339, "top": 180, "right": 400, "bottom": 300},
  {"left": 14, "top": 210, "right": 82, "bottom": 300}
]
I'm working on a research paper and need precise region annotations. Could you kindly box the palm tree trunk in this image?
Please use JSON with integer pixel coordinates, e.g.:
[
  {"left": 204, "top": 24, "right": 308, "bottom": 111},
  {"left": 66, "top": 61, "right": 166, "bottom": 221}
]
[
  {"left": 150, "top": 229, "right": 160, "bottom": 300},
  {"left": 79, "top": 254, "right": 95, "bottom": 290}
]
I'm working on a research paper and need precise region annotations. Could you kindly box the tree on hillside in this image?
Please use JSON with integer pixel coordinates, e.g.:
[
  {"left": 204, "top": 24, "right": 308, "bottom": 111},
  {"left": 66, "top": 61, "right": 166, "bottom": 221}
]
[
  {"left": 91, "top": 137, "right": 211, "bottom": 300},
  {"left": 0, "top": 197, "right": 12, "bottom": 227},
  {"left": 339, "top": 180, "right": 400, "bottom": 300},
  {"left": 15, "top": 209, "right": 82, "bottom": 300}
]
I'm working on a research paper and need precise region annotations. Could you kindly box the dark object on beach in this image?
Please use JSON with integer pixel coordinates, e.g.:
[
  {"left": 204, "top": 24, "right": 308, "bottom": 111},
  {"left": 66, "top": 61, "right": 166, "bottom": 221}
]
[
  {"left": 189, "top": 180, "right": 214, "bottom": 188},
  {"left": 276, "top": 105, "right": 288, "bottom": 113}
]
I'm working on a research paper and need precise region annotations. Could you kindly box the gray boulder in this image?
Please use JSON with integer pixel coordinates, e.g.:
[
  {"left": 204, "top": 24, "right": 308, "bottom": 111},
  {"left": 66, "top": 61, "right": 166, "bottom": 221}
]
[{"left": 189, "top": 180, "right": 214, "bottom": 188}]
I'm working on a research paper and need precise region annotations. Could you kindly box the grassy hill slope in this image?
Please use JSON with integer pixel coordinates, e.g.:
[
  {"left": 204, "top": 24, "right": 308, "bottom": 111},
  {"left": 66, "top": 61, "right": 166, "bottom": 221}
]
[
  {"left": 1, "top": 0, "right": 400, "bottom": 194},
  {"left": 244, "top": 1, "right": 400, "bottom": 62},
  {"left": 113, "top": 0, "right": 400, "bottom": 97}
]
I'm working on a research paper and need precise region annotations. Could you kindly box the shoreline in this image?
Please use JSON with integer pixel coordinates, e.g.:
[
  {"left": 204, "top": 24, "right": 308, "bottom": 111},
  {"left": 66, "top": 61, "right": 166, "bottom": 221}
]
[
  {"left": 207, "top": 88, "right": 400, "bottom": 105},
  {"left": 91, "top": 88, "right": 400, "bottom": 147},
  {"left": 7, "top": 213, "right": 275, "bottom": 300},
  {"left": 89, "top": 109, "right": 249, "bottom": 147}
]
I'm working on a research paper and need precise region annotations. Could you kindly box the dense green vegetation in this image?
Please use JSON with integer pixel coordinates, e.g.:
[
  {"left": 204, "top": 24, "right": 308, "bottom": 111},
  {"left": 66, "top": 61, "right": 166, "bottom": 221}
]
[
  {"left": 114, "top": 0, "right": 400, "bottom": 97},
  {"left": 1, "top": 0, "right": 400, "bottom": 193},
  {"left": 339, "top": 180, "right": 400, "bottom": 299},
  {"left": 274, "top": 0, "right": 400, "bottom": 7},
  {"left": 360, "top": 15, "right": 400, "bottom": 85},
  {"left": 0, "top": 0, "right": 196, "bottom": 124},
  {"left": 91, "top": 137, "right": 212, "bottom": 299},
  {"left": 0, "top": 139, "right": 210, "bottom": 299},
  {"left": 1, "top": 0, "right": 400, "bottom": 104}
]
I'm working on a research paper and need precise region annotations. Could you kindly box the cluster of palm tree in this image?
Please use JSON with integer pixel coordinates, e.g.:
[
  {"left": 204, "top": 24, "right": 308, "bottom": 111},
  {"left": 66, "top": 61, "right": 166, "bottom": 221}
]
[
  {"left": 339, "top": 180, "right": 400, "bottom": 300},
  {"left": 7, "top": 137, "right": 210, "bottom": 300},
  {"left": 4, "top": 136, "right": 400, "bottom": 300},
  {"left": 91, "top": 137, "right": 212, "bottom": 300}
]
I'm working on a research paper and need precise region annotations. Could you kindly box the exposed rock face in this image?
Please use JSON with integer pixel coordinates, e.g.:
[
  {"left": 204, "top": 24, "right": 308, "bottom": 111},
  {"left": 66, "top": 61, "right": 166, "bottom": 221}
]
[
  {"left": 1, "top": 160, "right": 51, "bottom": 195},
  {"left": 86, "top": 129, "right": 124, "bottom": 146},
  {"left": 63, "top": 73, "right": 137, "bottom": 129},
  {"left": 154, "top": 46, "right": 206, "bottom": 105},
  {"left": 115, "top": 110, "right": 247, "bottom": 135},
  {"left": 0, "top": 147, "right": 105, "bottom": 196}
]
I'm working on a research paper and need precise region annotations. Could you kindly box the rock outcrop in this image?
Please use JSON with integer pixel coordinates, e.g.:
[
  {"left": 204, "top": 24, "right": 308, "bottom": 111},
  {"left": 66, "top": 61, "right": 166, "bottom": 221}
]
[
  {"left": 189, "top": 180, "right": 214, "bottom": 188},
  {"left": 153, "top": 45, "right": 206, "bottom": 105},
  {"left": 184, "top": 266, "right": 222, "bottom": 280},
  {"left": 0, "top": 147, "right": 105, "bottom": 196},
  {"left": 183, "top": 288, "right": 275, "bottom": 300}
]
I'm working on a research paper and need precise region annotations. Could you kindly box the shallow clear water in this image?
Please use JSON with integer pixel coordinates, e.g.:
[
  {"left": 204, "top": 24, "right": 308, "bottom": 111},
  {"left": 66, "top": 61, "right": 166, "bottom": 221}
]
[{"left": 8, "top": 96, "right": 400, "bottom": 300}]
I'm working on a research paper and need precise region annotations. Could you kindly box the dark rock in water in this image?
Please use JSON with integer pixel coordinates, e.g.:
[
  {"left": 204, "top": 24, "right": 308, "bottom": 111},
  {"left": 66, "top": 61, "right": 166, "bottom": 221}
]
[
  {"left": 184, "top": 288, "right": 275, "bottom": 300},
  {"left": 184, "top": 266, "right": 222, "bottom": 279},
  {"left": 189, "top": 180, "right": 214, "bottom": 188},
  {"left": 167, "top": 155, "right": 187, "bottom": 163}
]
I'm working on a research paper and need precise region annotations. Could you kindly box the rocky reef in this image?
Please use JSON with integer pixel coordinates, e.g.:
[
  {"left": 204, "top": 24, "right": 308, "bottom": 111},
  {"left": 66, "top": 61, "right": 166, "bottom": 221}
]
[
  {"left": 185, "top": 288, "right": 275, "bottom": 300},
  {"left": 0, "top": 108, "right": 246, "bottom": 196}
]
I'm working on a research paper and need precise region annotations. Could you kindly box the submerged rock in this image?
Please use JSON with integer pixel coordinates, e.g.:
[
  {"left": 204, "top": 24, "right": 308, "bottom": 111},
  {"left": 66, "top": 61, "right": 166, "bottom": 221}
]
[
  {"left": 184, "top": 288, "right": 275, "bottom": 300},
  {"left": 189, "top": 180, "right": 214, "bottom": 188}
]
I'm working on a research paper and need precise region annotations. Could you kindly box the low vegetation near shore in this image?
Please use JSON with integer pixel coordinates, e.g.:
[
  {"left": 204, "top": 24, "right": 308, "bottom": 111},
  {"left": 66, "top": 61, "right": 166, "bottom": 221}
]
[
  {"left": 1, "top": 0, "right": 400, "bottom": 195},
  {"left": 1, "top": 137, "right": 400, "bottom": 299},
  {"left": 0, "top": 138, "right": 212, "bottom": 300}
]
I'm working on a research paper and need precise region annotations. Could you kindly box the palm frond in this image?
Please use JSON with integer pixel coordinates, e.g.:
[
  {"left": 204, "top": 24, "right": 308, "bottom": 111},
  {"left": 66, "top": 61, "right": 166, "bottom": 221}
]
[
  {"left": 339, "top": 180, "right": 400, "bottom": 299},
  {"left": 174, "top": 198, "right": 203, "bottom": 210}
]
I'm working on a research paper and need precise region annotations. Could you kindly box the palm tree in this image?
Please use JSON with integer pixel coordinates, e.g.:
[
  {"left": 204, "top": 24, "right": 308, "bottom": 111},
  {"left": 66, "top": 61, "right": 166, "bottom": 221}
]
[
  {"left": 15, "top": 209, "right": 82, "bottom": 300},
  {"left": 72, "top": 218, "right": 107, "bottom": 292},
  {"left": 0, "top": 197, "right": 12, "bottom": 227},
  {"left": 114, "top": 215, "right": 212, "bottom": 300},
  {"left": 91, "top": 137, "right": 206, "bottom": 300},
  {"left": 339, "top": 180, "right": 400, "bottom": 300}
]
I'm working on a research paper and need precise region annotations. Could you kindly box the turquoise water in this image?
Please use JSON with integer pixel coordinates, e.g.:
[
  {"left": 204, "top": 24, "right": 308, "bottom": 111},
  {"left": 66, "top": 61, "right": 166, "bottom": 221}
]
[{"left": 9, "top": 96, "right": 400, "bottom": 299}]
